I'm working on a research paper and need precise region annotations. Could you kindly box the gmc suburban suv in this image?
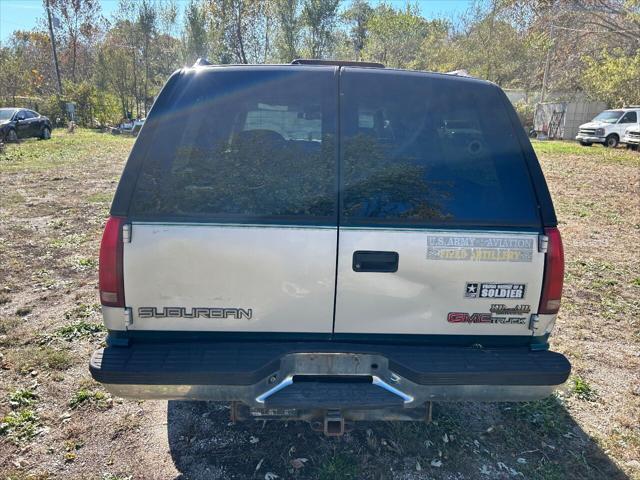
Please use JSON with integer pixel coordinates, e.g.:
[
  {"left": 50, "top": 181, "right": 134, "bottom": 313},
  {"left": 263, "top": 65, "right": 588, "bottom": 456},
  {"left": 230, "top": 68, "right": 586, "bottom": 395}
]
[{"left": 89, "top": 60, "right": 570, "bottom": 436}]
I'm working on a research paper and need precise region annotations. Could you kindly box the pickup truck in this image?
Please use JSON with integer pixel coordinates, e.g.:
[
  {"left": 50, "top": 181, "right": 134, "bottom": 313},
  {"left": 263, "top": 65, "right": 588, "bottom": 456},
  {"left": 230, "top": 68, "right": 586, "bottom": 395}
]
[{"left": 89, "top": 60, "right": 570, "bottom": 436}]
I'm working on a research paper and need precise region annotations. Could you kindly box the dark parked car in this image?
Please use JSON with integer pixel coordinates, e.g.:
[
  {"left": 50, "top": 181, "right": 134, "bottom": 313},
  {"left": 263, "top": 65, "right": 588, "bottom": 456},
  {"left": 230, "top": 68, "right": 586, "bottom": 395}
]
[{"left": 0, "top": 108, "right": 52, "bottom": 142}]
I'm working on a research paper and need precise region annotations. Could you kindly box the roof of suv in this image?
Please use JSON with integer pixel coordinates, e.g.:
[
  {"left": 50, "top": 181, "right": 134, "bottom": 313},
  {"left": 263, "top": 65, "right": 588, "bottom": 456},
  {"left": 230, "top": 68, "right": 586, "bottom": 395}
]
[{"left": 185, "top": 60, "right": 493, "bottom": 89}]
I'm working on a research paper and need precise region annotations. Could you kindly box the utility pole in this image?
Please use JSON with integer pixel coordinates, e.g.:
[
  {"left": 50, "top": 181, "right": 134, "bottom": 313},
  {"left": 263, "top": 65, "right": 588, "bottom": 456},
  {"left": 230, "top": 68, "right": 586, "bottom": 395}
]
[
  {"left": 540, "top": 2, "right": 557, "bottom": 103},
  {"left": 45, "top": 0, "right": 63, "bottom": 95},
  {"left": 485, "top": 0, "right": 498, "bottom": 82},
  {"left": 540, "top": 24, "right": 554, "bottom": 103}
]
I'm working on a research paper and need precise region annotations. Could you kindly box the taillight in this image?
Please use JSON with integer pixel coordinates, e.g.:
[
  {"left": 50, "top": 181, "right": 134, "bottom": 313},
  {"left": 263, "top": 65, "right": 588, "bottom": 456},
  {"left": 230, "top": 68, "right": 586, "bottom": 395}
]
[
  {"left": 538, "top": 227, "right": 564, "bottom": 314},
  {"left": 99, "top": 216, "right": 126, "bottom": 307}
]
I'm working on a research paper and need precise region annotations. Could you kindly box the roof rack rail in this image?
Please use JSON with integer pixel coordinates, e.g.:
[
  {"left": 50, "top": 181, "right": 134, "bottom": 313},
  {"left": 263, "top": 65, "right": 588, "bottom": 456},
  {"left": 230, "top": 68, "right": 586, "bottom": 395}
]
[
  {"left": 446, "top": 69, "right": 472, "bottom": 77},
  {"left": 193, "top": 58, "right": 212, "bottom": 67},
  {"left": 291, "top": 59, "right": 385, "bottom": 68}
]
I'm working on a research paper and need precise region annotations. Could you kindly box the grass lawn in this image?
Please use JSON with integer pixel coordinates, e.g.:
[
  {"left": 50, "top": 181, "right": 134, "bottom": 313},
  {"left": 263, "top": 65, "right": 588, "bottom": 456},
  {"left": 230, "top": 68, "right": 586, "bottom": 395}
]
[{"left": 0, "top": 132, "right": 639, "bottom": 479}]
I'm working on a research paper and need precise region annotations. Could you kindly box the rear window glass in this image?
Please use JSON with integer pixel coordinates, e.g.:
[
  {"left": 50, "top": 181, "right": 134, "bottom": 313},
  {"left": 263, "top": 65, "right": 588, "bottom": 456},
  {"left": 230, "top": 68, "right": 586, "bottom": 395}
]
[
  {"left": 129, "top": 68, "right": 337, "bottom": 223},
  {"left": 340, "top": 70, "right": 539, "bottom": 227}
]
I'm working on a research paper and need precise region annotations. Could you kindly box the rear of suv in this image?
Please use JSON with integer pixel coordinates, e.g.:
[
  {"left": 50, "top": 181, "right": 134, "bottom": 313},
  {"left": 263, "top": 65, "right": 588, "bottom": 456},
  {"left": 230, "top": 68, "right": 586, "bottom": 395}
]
[{"left": 90, "top": 61, "right": 570, "bottom": 435}]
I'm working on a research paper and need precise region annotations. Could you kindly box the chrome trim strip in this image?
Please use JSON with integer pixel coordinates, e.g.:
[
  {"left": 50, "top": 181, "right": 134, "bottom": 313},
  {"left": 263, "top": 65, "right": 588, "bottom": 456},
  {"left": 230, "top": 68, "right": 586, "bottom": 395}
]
[
  {"left": 131, "top": 222, "right": 336, "bottom": 230},
  {"left": 338, "top": 227, "right": 539, "bottom": 234},
  {"left": 255, "top": 375, "right": 294, "bottom": 403},
  {"left": 372, "top": 376, "right": 414, "bottom": 403}
]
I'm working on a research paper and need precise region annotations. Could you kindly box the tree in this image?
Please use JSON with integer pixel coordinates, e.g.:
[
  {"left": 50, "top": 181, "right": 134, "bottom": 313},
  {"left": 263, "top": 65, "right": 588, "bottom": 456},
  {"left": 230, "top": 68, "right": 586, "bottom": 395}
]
[
  {"left": 301, "top": 0, "right": 340, "bottom": 58},
  {"left": 5, "top": 31, "right": 55, "bottom": 97},
  {"left": 361, "top": 4, "right": 430, "bottom": 68},
  {"left": 184, "top": 0, "right": 209, "bottom": 62},
  {"left": 274, "top": 0, "right": 301, "bottom": 62},
  {"left": 582, "top": 49, "right": 640, "bottom": 106},
  {"left": 0, "top": 48, "right": 25, "bottom": 104},
  {"left": 410, "top": 19, "right": 454, "bottom": 73},
  {"left": 455, "top": 13, "right": 527, "bottom": 85},
  {"left": 137, "top": 0, "right": 159, "bottom": 114},
  {"left": 48, "top": 0, "right": 102, "bottom": 83},
  {"left": 204, "top": 0, "right": 275, "bottom": 64},
  {"left": 342, "top": 0, "right": 373, "bottom": 60},
  {"left": 97, "top": 22, "right": 136, "bottom": 118}
]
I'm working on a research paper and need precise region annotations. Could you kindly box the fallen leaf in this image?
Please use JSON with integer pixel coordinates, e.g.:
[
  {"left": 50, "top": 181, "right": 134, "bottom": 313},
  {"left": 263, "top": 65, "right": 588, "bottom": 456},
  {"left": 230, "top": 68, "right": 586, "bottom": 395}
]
[
  {"left": 264, "top": 473, "right": 279, "bottom": 480},
  {"left": 290, "top": 458, "right": 308, "bottom": 469},
  {"left": 430, "top": 459, "right": 442, "bottom": 467}
]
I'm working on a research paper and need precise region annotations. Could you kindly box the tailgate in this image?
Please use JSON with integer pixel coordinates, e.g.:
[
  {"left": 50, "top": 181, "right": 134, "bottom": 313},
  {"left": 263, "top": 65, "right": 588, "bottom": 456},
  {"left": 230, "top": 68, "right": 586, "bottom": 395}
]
[
  {"left": 123, "top": 223, "right": 337, "bottom": 333},
  {"left": 335, "top": 230, "right": 543, "bottom": 335}
]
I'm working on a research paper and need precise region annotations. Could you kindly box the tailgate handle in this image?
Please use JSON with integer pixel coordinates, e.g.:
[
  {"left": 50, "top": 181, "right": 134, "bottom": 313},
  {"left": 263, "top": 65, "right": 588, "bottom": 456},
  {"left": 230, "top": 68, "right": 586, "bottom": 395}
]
[{"left": 352, "top": 251, "right": 399, "bottom": 273}]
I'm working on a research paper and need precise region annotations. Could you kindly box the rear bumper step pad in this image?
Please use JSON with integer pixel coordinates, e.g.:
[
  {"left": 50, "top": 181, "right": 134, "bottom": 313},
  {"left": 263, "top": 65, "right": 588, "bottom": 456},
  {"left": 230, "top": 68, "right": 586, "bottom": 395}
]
[{"left": 264, "top": 381, "right": 405, "bottom": 409}]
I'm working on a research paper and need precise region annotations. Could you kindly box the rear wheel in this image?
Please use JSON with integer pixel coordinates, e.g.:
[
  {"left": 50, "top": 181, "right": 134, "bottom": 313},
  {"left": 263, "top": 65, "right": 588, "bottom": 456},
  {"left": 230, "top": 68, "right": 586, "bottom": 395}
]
[
  {"left": 579, "top": 141, "right": 592, "bottom": 147},
  {"left": 5, "top": 128, "right": 18, "bottom": 143},
  {"left": 40, "top": 127, "right": 51, "bottom": 140},
  {"left": 604, "top": 134, "right": 619, "bottom": 148}
]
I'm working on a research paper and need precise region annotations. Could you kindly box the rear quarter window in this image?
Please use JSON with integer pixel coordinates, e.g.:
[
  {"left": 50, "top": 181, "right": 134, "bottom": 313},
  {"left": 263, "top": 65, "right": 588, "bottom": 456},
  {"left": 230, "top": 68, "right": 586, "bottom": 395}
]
[{"left": 340, "top": 69, "right": 540, "bottom": 227}]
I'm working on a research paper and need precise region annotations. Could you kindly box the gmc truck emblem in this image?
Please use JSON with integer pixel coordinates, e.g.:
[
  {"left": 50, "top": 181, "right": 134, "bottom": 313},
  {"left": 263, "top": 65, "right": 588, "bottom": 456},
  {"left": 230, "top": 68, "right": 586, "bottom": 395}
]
[
  {"left": 138, "top": 307, "right": 253, "bottom": 320},
  {"left": 447, "top": 312, "right": 526, "bottom": 325}
]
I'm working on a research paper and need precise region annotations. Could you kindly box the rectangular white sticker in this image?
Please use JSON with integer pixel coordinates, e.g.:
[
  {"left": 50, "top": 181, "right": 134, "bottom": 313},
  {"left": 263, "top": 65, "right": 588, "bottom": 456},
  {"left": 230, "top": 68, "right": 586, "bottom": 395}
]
[
  {"left": 465, "top": 282, "right": 526, "bottom": 299},
  {"left": 426, "top": 235, "right": 533, "bottom": 262}
]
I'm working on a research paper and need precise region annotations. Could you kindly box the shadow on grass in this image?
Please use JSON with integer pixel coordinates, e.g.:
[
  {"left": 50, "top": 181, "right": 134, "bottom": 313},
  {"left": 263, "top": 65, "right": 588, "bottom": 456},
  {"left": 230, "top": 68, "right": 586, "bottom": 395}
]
[{"left": 167, "top": 396, "right": 628, "bottom": 480}]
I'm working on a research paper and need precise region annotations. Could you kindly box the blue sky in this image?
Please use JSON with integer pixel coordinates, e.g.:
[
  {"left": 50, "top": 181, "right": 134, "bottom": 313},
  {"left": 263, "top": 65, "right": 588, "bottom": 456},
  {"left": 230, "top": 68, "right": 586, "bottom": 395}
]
[{"left": 0, "top": 0, "right": 473, "bottom": 43}]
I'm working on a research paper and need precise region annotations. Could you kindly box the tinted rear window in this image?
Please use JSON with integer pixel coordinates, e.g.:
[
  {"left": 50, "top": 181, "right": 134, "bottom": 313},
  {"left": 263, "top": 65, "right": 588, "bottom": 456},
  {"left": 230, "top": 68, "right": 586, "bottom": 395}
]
[
  {"left": 129, "top": 67, "right": 337, "bottom": 223},
  {"left": 340, "top": 69, "right": 539, "bottom": 227}
]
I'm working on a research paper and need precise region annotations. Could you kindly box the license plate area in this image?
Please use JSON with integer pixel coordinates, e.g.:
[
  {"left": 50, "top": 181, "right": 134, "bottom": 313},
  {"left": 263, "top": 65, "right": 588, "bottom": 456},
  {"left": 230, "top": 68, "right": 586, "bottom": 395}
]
[
  {"left": 255, "top": 352, "right": 413, "bottom": 405},
  {"left": 280, "top": 352, "right": 387, "bottom": 376}
]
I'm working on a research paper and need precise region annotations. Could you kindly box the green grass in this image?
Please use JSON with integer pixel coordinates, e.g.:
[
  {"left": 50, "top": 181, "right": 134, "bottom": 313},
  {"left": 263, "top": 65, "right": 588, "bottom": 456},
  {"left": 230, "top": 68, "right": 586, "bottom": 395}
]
[
  {"left": 8, "top": 386, "right": 39, "bottom": 408},
  {"left": 50, "top": 233, "right": 88, "bottom": 249},
  {"left": 532, "top": 140, "right": 640, "bottom": 165},
  {"left": 572, "top": 376, "right": 597, "bottom": 401},
  {"left": 0, "top": 129, "right": 134, "bottom": 172},
  {"left": 68, "top": 256, "right": 98, "bottom": 271},
  {"left": 8, "top": 346, "right": 73, "bottom": 373},
  {"left": 64, "top": 302, "right": 100, "bottom": 320},
  {"left": 511, "top": 396, "right": 570, "bottom": 437},
  {"left": 0, "top": 409, "right": 43, "bottom": 445},
  {"left": 316, "top": 453, "right": 359, "bottom": 480},
  {"left": 0, "top": 317, "right": 21, "bottom": 335},
  {"left": 56, "top": 320, "right": 105, "bottom": 340},
  {"left": 87, "top": 192, "right": 114, "bottom": 203},
  {"left": 69, "top": 387, "right": 112, "bottom": 409}
]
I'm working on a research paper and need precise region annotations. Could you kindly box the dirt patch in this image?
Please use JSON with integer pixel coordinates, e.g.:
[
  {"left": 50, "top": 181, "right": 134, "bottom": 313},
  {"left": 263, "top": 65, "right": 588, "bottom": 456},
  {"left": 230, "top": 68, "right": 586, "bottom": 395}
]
[{"left": 1, "top": 133, "right": 638, "bottom": 479}]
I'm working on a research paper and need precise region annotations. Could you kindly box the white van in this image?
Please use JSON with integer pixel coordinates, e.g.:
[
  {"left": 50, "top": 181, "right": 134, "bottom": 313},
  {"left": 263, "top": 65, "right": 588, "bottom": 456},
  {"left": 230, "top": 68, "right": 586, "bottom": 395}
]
[
  {"left": 623, "top": 124, "right": 640, "bottom": 151},
  {"left": 576, "top": 107, "right": 640, "bottom": 147}
]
